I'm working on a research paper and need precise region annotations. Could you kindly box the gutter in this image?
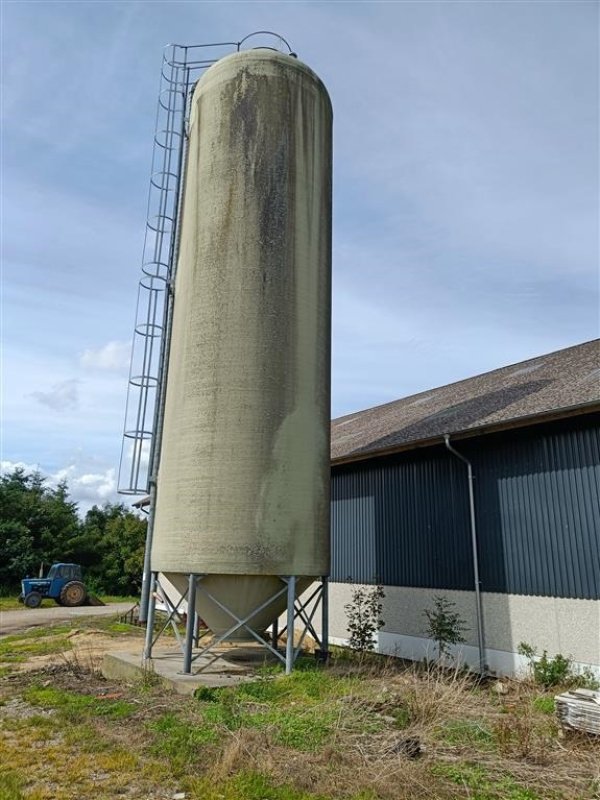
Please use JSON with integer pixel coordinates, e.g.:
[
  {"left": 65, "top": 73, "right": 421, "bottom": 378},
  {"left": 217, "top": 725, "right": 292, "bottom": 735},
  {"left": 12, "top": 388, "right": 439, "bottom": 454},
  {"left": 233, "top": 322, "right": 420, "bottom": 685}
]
[{"left": 443, "top": 434, "right": 487, "bottom": 676}]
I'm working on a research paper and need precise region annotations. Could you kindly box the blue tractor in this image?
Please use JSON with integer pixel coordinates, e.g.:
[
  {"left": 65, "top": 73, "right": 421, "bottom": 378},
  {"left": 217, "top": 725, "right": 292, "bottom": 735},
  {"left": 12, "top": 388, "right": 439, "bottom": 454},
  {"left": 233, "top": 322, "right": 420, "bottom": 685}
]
[{"left": 19, "top": 563, "right": 88, "bottom": 608}]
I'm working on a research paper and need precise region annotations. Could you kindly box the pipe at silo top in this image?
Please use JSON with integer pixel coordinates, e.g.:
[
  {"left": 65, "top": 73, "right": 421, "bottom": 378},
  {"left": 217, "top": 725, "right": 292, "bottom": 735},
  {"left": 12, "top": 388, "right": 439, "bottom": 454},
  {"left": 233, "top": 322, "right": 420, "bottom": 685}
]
[{"left": 150, "top": 49, "right": 332, "bottom": 638}]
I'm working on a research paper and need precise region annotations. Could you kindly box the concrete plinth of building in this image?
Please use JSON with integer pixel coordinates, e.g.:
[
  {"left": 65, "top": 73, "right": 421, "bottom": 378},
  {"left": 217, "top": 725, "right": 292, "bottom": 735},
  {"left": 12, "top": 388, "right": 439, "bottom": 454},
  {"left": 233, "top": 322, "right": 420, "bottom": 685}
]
[{"left": 102, "top": 644, "right": 278, "bottom": 695}]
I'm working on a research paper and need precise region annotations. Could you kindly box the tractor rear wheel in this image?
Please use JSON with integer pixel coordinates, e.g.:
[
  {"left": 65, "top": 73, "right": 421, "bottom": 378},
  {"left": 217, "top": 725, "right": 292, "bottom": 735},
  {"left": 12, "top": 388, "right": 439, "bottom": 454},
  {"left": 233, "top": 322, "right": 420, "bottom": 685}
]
[
  {"left": 24, "top": 592, "right": 42, "bottom": 609},
  {"left": 59, "top": 581, "right": 87, "bottom": 607}
]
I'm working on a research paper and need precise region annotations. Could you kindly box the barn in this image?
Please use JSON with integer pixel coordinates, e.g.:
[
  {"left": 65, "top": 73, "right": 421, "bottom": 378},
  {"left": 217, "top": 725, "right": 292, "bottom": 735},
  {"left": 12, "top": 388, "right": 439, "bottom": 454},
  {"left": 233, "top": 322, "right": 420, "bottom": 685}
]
[{"left": 326, "top": 339, "right": 600, "bottom": 675}]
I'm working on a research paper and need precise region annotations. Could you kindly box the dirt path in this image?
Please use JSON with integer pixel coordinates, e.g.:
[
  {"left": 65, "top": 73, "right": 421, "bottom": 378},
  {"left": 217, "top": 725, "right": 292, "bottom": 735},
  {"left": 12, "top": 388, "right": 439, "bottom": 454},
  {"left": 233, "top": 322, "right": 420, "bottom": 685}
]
[{"left": 0, "top": 603, "right": 135, "bottom": 635}]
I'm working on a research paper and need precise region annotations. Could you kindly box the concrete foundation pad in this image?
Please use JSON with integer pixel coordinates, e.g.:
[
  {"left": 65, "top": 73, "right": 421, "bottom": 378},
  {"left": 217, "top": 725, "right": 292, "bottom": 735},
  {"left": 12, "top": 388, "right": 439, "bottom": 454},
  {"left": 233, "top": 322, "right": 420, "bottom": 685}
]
[{"left": 102, "top": 644, "right": 278, "bottom": 695}]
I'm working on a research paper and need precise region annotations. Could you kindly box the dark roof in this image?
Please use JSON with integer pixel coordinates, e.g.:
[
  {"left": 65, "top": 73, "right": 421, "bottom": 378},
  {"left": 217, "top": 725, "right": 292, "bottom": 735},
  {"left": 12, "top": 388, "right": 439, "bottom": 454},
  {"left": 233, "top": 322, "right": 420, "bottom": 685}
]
[{"left": 331, "top": 339, "right": 600, "bottom": 464}]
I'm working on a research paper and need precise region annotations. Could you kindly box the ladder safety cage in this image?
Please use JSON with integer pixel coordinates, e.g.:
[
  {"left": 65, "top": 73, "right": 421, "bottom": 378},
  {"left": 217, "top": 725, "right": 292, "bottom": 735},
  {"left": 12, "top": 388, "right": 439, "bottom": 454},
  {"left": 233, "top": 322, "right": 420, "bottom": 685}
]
[{"left": 118, "top": 33, "right": 294, "bottom": 495}]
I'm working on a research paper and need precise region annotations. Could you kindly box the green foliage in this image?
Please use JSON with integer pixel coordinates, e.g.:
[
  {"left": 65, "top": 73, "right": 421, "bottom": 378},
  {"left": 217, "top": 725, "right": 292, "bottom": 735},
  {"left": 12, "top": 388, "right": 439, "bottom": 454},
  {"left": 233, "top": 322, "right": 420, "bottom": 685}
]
[
  {"left": 392, "top": 706, "right": 412, "bottom": 729},
  {"left": 423, "top": 595, "right": 468, "bottom": 662},
  {"left": 23, "top": 685, "right": 135, "bottom": 720},
  {"left": 344, "top": 584, "right": 385, "bottom": 652},
  {"left": 188, "top": 771, "right": 331, "bottom": 800},
  {"left": 0, "top": 467, "right": 146, "bottom": 595},
  {"left": 433, "top": 763, "right": 544, "bottom": 800},
  {"left": 439, "top": 719, "right": 494, "bottom": 749},
  {"left": 532, "top": 696, "right": 555, "bottom": 715},
  {"left": 193, "top": 668, "right": 360, "bottom": 752},
  {"left": 0, "top": 768, "right": 25, "bottom": 800},
  {"left": 148, "top": 712, "right": 217, "bottom": 772},
  {"left": 518, "top": 642, "right": 599, "bottom": 689},
  {"left": 0, "top": 634, "right": 72, "bottom": 663}
]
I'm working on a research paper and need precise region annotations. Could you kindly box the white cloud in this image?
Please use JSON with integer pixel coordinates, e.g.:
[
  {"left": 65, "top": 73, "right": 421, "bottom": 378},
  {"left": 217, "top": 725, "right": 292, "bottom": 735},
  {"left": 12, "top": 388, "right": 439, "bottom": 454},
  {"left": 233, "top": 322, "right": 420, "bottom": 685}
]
[
  {"left": 54, "top": 465, "right": 117, "bottom": 503},
  {"left": 2, "top": 459, "right": 120, "bottom": 514},
  {"left": 30, "top": 379, "right": 80, "bottom": 412},
  {"left": 80, "top": 340, "right": 130, "bottom": 372},
  {"left": 1, "top": 459, "right": 41, "bottom": 475}
]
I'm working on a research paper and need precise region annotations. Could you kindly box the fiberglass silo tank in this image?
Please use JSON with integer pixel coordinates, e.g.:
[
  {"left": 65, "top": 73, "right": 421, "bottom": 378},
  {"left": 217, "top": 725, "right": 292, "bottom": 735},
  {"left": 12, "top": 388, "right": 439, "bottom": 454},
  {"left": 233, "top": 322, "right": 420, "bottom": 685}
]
[{"left": 151, "top": 48, "right": 332, "bottom": 638}]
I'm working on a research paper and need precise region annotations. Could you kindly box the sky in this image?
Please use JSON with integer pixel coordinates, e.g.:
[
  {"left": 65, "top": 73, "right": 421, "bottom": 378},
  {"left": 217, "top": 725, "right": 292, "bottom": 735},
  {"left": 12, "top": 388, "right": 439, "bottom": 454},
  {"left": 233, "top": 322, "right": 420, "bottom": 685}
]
[{"left": 2, "top": 0, "right": 598, "bottom": 512}]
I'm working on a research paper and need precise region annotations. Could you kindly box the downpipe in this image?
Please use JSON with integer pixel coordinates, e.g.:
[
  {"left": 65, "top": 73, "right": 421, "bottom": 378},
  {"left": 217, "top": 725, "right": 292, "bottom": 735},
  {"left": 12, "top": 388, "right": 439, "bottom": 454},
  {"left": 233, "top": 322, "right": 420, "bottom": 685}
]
[{"left": 443, "top": 434, "right": 487, "bottom": 676}]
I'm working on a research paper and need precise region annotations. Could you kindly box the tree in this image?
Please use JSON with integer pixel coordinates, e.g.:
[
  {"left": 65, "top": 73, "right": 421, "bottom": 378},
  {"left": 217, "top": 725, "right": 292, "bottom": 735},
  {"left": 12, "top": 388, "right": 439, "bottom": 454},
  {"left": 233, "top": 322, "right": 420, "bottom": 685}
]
[
  {"left": 0, "top": 468, "right": 146, "bottom": 596},
  {"left": 423, "top": 595, "right": 468, "bottom": 663},
  {"left": 344, "top": 584, "right": 385, "bottom": 652},
  {"left": 0, "top": 469, "right": 80, "bottom": 588},
  {"left": 80, "top": 503, "right": 147, "bottom": 595}
]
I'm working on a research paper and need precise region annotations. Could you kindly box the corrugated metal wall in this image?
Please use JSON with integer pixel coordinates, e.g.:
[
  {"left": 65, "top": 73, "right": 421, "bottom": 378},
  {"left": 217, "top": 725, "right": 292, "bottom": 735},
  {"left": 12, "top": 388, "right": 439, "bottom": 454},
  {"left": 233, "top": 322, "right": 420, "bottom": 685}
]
[{"left": 331, "top": 417, "right": 600, "bottom": 600}]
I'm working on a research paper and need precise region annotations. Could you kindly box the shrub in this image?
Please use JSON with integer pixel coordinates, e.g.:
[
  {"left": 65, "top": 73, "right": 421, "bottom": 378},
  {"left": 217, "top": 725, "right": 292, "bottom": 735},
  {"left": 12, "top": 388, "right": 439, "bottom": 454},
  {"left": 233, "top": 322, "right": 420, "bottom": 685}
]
[
  {"left": 423, "top": 596, "right": 467, "bottom": 663},
  {"left": 344, "top": 584, "right": 385, "bottom": 652},
  {"left": 518, "top": 642, "right": 599, "bottom": 689}
]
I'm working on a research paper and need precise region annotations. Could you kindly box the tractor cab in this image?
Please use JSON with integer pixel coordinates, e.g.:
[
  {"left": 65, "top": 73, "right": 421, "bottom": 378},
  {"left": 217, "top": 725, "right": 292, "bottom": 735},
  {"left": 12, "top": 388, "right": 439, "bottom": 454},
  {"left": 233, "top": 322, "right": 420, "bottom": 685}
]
[{"left": 46, "top": 563, "right": 83, "bottom": 583}]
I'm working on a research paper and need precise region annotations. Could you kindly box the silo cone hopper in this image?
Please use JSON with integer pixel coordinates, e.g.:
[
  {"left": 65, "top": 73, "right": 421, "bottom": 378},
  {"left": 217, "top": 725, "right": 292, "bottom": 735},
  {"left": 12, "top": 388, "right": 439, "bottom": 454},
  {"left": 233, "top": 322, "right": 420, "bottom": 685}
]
[
  {"left": 164, "top": 575, "right": 312, "bottom": 642},
  {"left": 143, "top": 43, "right": 332, "bottom": 672}
]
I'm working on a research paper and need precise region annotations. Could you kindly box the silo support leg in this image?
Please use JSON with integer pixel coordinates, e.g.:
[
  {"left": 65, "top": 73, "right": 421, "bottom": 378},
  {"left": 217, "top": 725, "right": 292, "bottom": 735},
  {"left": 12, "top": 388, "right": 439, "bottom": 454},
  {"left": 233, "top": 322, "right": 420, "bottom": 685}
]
[
  {"left": 182, "top": 574, "right": 197, "bottom": 674},
  {"left": 285, "top": 576, "right": 296, "bottom": 674},
  {"left": 321, "top": 576, "right": 329, "bottom": 660},
  {"left": 143, "top": 572, "right": 158, "bottom": 662}
]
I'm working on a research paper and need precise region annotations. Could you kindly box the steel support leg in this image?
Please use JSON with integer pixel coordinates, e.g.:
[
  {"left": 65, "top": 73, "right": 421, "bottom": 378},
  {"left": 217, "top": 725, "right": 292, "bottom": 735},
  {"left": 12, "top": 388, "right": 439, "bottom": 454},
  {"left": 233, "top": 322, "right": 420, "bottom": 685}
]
[
  {"left": 143, "top": 572, "right": 157, "bottom": 661},
  {"left": 194, "top": 611, "right": 200, "bottom": 647},
  {"left": 271, "top": 619, "right": 278, "bottom": 650},
  {"left": 182, "top": 574, "right": 197, "bottom": 674},
  {"left": 321, "top": 576, "right": 329, "bottom": 660},
  {"left": 285, "top": 576, "right": 296, "bottom": 675}
]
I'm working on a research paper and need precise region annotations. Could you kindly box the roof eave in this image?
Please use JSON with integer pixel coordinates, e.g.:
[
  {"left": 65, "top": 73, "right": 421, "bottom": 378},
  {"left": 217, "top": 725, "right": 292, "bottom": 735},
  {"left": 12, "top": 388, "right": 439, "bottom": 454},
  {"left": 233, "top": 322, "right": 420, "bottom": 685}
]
[{"left": 330, "top": 401, "right": 600, "bottom": 468}]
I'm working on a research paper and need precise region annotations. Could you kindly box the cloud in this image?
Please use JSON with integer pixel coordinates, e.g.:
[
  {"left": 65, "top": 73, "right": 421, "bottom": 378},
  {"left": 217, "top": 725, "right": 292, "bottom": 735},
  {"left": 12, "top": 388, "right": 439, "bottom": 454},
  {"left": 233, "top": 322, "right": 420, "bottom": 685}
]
[
  {"left": 80, "top": 340, "right": 130, "bottom": 372},
  {"left": 2, "top": 459, "right": 120, "bottom": 514},
  {"left": 54, "top": 465, "right": 117, "bottom": 504},
  {"left": 1, "top": 459, "right": 41, "bottom": 475},
  {"left": 30, "top": 379, "right": 80, "bottom": 412}
]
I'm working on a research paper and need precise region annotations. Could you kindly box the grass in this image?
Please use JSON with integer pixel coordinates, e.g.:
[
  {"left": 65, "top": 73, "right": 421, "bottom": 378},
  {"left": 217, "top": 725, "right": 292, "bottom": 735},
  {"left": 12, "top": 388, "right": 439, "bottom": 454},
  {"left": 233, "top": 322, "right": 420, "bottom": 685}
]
[
  {"left": 0, "top": 635, "right": 72, "bottom": 664},
  {"left": 432, "top": 763, "right": 547, "bottom": 800},
  {"left": 0, "top": 769, "right": 24, "bottom": 800},
  {"left": 187, "top": 771, "right": 361, "bottom": 800},
  {"left": 0, "top": 595, "right": 137, "bottom": 611},
  {"left": 437, "top": 719, "right": 495, "bottom": 749},
  {"left": 23, "top": 685, "right": 136, "bottom": 719},
  {"left": 532, "top": 695, "right": 555, "bottom": 715},
  {"left": 0, "top": 623, "right": 598, "bottom": 800}
]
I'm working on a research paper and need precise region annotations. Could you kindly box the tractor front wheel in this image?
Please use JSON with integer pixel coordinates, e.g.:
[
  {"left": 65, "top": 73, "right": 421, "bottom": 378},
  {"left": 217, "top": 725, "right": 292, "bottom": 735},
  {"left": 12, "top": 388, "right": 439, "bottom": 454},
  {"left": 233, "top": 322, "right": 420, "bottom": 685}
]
[
  {"left": 59, "top": 581, "right": 87, "bottom": 607},
  {"left": 24, "top": 592, "right": 43, "bottom": 609}
]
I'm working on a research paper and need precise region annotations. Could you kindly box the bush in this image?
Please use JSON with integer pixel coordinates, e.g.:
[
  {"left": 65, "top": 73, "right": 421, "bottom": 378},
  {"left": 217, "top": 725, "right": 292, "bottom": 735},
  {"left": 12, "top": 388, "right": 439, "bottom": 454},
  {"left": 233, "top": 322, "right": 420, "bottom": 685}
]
[
  {"left": 518, "top": 642, "right": 599, "bottom": 689},
  {"left": 344, "top": 584, "right": 385, "bottom": 653},
  {"left": 423, "top": 595, "right": 467, "bottom": 663}
]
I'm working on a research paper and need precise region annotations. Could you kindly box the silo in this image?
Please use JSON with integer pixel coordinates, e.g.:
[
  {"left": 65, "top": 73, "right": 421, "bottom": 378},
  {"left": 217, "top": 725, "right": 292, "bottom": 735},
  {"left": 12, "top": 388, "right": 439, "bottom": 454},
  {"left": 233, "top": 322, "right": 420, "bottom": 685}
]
[{"left": 150, "top": 49, "right": 332, "bottom": 643}]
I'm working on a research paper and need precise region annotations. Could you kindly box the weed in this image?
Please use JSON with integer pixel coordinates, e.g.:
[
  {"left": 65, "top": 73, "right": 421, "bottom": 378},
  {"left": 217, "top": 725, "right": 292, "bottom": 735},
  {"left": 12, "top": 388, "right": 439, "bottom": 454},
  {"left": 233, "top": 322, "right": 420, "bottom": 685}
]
[
  {"left": 423, "top": 595, "right": 468, "bottom": 663},
  {"left": 194, "top": 685, "right": 223, "bottom": 702},
  {"left": 532, "top": 696, "right": 555, "bottom": 715},
  {"left": 518, "top": 643, "right": 600, "bottom": 690},
  {"left": 344, "top": 584, "right": 385, "bottom": 652},
  {"left": 492, "top": 709, "right": 554, "bottom": 762},
  {"left": 138, "top": 661, "right": 162, "bottom": 689}
]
